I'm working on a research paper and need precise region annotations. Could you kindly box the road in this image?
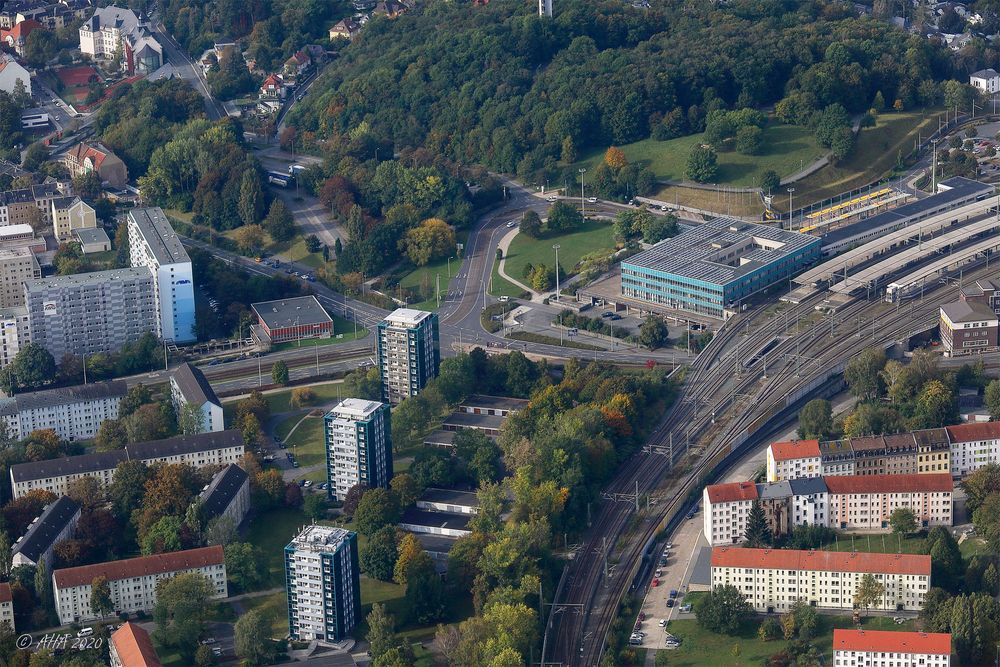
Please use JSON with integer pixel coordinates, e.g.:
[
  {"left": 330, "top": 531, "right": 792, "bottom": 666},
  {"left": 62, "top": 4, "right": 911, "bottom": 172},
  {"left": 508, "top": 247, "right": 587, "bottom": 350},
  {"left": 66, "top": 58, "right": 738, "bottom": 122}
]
[{"left": 148, "top": 9, "right": 225, "bottom": 121}]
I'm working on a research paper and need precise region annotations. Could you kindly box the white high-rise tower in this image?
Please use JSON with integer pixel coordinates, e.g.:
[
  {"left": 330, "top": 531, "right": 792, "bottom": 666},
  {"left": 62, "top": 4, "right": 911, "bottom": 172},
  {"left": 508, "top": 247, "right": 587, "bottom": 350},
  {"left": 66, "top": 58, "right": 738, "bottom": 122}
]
[{"left": 539, "top": 0, "right": 552, "bottom": 17}]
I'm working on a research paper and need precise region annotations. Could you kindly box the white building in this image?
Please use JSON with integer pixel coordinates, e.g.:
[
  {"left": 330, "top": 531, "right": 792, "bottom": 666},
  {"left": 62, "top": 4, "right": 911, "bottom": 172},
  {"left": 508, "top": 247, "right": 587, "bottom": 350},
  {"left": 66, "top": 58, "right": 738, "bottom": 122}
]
[
  {"left": 127, "top": 208, "right": 196, "bottom": 343},
  {"left": 0, "top": 54, "right": 29, "bottom": 97},
  {"left": 324, "top": 399, "right": 392, "bottom": 501},
  {"left": 11, "top": 496, "right": 80, "bottom": 569},
  {"left": 945, "top": 421, "right": 1000, "bottom": 477},
  {"left": 703, "top": 481, "right": 758, "bottom": 546},
  {"left": 10, "top": 429, "right": 245, "bottom": 499},
  {"left": 198, "top": 464, "right": 250, "bottom": 528},
  {"left": 376, "top": 308, "right": 439, "bottom": 405},
  {"left": 53, "top": 545, "right": 227, "bottom": 624},
  {"left": 971, "top": 68, "right": 1000, "bottom": 94},
  {"left": 711, "top": 547, "right": 931, "bottom": 613},
  {"left": 833, "top": 629, "right": 951, "bottom": 667},
  {"left": 170, "top": 363, "right": 223, "bottom": 433},
  {"left": 766, "top": 439, "right": 821, "bottom": 482},
  {"left": 0, "top": 583, "right": 12, "bottom": 632},
  {"left": 79, "top": 6, "right": 162, "bottom": 75},
  {"left": 826, "top": 473, "right": 952, "bottom": 530},
  {"left": 285, "top": 525, "right": 361, "bottom": 644},
  {"left": 0, "top": 247, "right": 39, "bottom": 309},
  {"left": 0, "top": 379, "right": 126, "bottom": 441},
  {"left": 0, "top": 306, "right": 28, "bottom": 368}
]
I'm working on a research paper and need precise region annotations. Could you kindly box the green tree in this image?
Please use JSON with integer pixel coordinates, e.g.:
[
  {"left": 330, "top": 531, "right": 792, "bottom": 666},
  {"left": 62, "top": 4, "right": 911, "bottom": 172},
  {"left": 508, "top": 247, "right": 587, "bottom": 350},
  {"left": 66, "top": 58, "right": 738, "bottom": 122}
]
[
  {"left": 889, "top": 507, "right": 917, "bottom": 535},
  {"left": 0, "top": 531, "right": 10, "bottom": 579},
  {"left": 695, "top": 584, "right": 753, "bottom": 634},
  {"left": 853, "top": 572, "right": 885, "bottom": 616},
  {"left": 22, "top": 142, "right": 48, "bottom": 171},
  {"left": 225, "top": 542, "right": 267, "bottom": 592},
  {"left": 546, "top": 201, "right": 582, "bottom": 231},
  {"left": 914, "top": 379, "right": 957, "bottom": 428},
  {"left": 234, "top": 608, "right": 275, "bottom": 665},
  {"left": 367, "top": 603, "right": 398, "bottom": 661},
  {"left": 362, "top": 526, "right": 399, "bottom": 581},
  {"left": 520, "top": 210, "right": 542, "bottom": 238},
  {"left": 95, "top": 419, "right": 128, "bottom": 451},
  {"left": 638, "top": 316, "right": 669, "bottom": 350},
  {"left": 90, "top": 576, "right": 113, "bottom": 618},
  {"left": 985, "top": 380, "right": 1000, "bottom": 418},
  {"left": 238, "top": 170, "right": 265, "bottom": 227},
  {"left": 760, "top": 169, "right": 780, "bottom": 194},
  {"left": 233, "top": 224, "right": 266, "bottom": 255},
  {"left": 355, "top": 488, "right": 400, "bottom": 536},
  {"left": 195, "top": 644, "right": 217, "bottom": 667},
  {"left": 178, "top": 402, "right": 206, "bottom": 435},
  {"left": 263, "top": 199, "right": 295, "bottom": 242},
  {"left": 153, "top": 572, "right": 217, "bottom": 663},
  {"left": 963, "top": 463, "right": 1000, "bottom": 514},
  {"left": 7, "top": 343, "right": 56, "bottom": 392},
  {"left": 685, "top": 145, "right": 718, "bottom": 183},
  {"left": 758, "top": 617, "right": 781, "bottom": 641},
  {"left": 404, "top": 551, "right": 446, "bottom": 624},
  {"left": 797, "top": 399, "right": 832, "bottom": 440},
  {"left": 744, "top": 500, "right": 772, "bottom": 547},
  {"left": 271, "top": 360, "right": 289, "bottom": 385},
  {"left": 735, "top": 125, "right": 763, "bottom": 154},
  {"left": 844, "top": 347, "right": 887, "bottom": 400},
  {"left": 140, "top": 515, "right": 183, "bottom": 554},
  {"left": 791, "top": 599, "right": 818, "bottom": 640}
]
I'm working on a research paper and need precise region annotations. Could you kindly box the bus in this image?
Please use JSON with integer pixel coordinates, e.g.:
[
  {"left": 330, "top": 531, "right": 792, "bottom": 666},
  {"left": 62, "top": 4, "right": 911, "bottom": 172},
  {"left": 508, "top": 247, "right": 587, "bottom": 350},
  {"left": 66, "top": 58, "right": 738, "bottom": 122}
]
[
  {"left": 267, "top": 171, "right": 293, "bottom": 187},
  {"left": 20, "top": 113, "right": 49, "bottom": 130}
]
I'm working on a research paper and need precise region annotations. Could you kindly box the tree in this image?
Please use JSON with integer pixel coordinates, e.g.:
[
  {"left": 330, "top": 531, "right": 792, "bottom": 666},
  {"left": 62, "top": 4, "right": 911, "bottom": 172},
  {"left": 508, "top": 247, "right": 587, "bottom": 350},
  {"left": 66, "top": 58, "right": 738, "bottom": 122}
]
[
  {"left": 271, "top": 360, "right": 289, "bottom": 385},
  {"left": 546, "top": 201, "right": 582, "bottom": 231},
  {"left": 355, "top": 488, "right": 400, "bottom": 535},
  {"left": 225, "top": 542, "right": 267, "bottom": 592},
  {"left": 362, "top": 526, "right": 399, "bottom": 581},
  {"left": 178, "top": 402, "right": 206, "bottom": 436},
  {"left": 119, "top": 384, "right": 153, "bottom": 418},
  {"left": 205, "top": 516, "right": 238, "bottom": 546},
  {"left": 404, "top": 551, "right": 446, "bottom": 624},
  {"left": 95, "top": 419, "right": 128, "bottom": 451},
  {"left": 402, "top": 218, "right": 456, "bottom": 266},
  {"left": 798, "top": 399, "right": 833, "bottom": 440},
  {"left": 758, "top": 617, "right": 781, "bottom": 641},
  {"left": 735, "top": 125, "right": 763, "bottom": 154},
  {"left": 963, "top": 463, "right": 1000, "bottom": 514},
  {"left": 234, "top": 608, "right": 275, "bottom": 665},
  {"left": 394, "top": 533, "right": 425, "bottom": 585},
  {"left": 303, "top": 493, "right": 325, "bottom": 520},
  {"left": 889, "top": 507, "right": 917, "bottom": 535},
  {"left": 0, "top": 531, "right": 10, "bottom": 579},
  {"left": 638, "top": 316, "right": 669, "bottom": 350},
  {"left": 154, "top": 573, "right": 217, "bottom": 662},
  {"left": 342, "top": 483, "right": 368, "bottom": 516},
  {"left": 791, "top": 599, "right": 818, "bottom": 640},
  {"left": 238, "top": 170, "right": 265, "bottom": 227},
  {"left": 760, "top": 169, "right": 780, "bottom": 194},
  {"left": 744, "top": 500, "right": 772, "bottom": 547},
  {"left": 262, "top": 199, "right": 295, "bottom": 242},
  {"left": 90, "top": 576, "right": 113, "bottom": 618},
  {"left": 195, "top": 644, "right": 217, "bottom": 667},
  {"left": 844, "top": 347, "right": 886, "bottom": 400},
  {"left": 367, "top": 603, "right": 398, "bottom": 661},
  {"left": 22, "top": 142, "right": 48, "bottom": 171},
  {"left": 853, "top": 573, "right": 885, "bottom": 616},
  {"left": 685, "top": 145, "right": 718, "bottom": 183},
  {"left": 290, "top": 387, "right": 316, "bottom": 408},
  {"left": 695, "top": 584, "right": 753, "bottom": 634},
  {"left": 986, "top": 380, "right": 1000, "bottom": 419},
  {"left": 124, "top": 402, "right": 175, "bottom": 444},
  {"left": 390, "top": 474, "right": 422, "bottom": 508},
  {"left": 914, "top": 379, "right": 957, "bottom": 429},
  {"left": 604, "top": 146, "right": 627, "bottom": 170},
  {"left": 520, "top": 210, "right": 542, "bottom": 238},
  {"left": 7, "top": 343, "right": 56, "bottom": 391},
  {"left": 233, "top": 224, "right": 265, "bottom": 255},
  {"left": 141, "top": 515, "right": 183, "bottom": 554}
]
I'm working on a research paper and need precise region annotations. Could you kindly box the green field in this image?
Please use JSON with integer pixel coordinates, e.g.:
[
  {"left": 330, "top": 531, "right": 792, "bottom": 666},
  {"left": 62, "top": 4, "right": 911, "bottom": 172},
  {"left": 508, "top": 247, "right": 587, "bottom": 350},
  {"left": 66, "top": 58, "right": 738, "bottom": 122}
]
[
  {"left": 284, "top": 415, "right": 325, "bottom": 468},
  {"left": 246, "top": 507, "right": 310, "bottom": 588},
  {"left": 504, "top": 218, "right": 616, "bottom": 287},
  {"left": 490, "top": 260, "right": 526, "bottom": 298},
  {"left": 578, "top": 124, "right": 824, "bottom": 186},
  {"left": 396, "top": 254, "right": 458, "bottom": 311},
  {"left": 663, "top": 613, "right": 915, "bottom": 666}
]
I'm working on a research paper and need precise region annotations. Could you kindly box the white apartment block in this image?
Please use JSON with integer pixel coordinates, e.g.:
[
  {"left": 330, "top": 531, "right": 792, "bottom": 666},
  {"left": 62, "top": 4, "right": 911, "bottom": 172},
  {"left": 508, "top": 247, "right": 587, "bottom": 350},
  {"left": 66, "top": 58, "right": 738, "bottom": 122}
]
[
  {"left": 376, "top": 308, "right": 439, "bottom": 405},
  {"left": 10, "top": 430, "right": 245, "bottom": 499},
  {"left": 0, "top": 247, "right": 38, "bottom": 309},
  {"left": 0, "top": 379, "right": 126, "bottom": 441},
  {"left": 170, "top": 363, "right": 223, "bottom": 433},
  {"left": 285, "top": 525, "right": 361, "bottom": 644},
  {"left": 0, "top": 306, "right": 28, "bottom": 368},
  {"left": 53, "top": 545, "right": 227, "bottom": 624},
  {"left": 324, "top": 399, "right": 392, "bottom": 501},
  {"left": 711, "top": 547, "right": 931, "bottom": 613},
  {"left": 703, "top": 481, "right": 758, "bottom": 546},
  {"left": 198, "top": 464, "right": 251, "bottom": 528},
  {"left": 946, "top": 421, "right": 1000, "bottom": 477},
  {"left": 766, "top": 439, "right": 821, "bottom": 482},
  {"left": 826, "top": 474, "right": 952, "bottom": 531},
  {"left": 971, "top": 68, "right": 1000, "bottom": 94},
  {"left": 0, "top": 583, "right": 13, "bottom": 632},
  {"left": 833, "top": 629, "right": 951, "bottom": 667}
]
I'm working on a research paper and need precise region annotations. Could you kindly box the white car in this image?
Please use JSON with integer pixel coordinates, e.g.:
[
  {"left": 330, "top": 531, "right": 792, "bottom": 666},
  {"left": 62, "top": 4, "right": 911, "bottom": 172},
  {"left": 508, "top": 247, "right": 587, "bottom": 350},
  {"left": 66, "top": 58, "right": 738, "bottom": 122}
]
[
  {"left": 665, "top": 640, "right": 681, "bottom": 649},
  {"left": 546, "top": 196, "right": 557, "bottom": 202},
  {"left": 201, "top": 638, "right": 217, "bottom": 645},
  {"left": 303, "top": 480, "right": 313, "bottom": 488},
  {"left": 587, "top": 197, "right": 597, "bottom": 203},
  {"left": 658, "top": 619, "right": 667, "bottom": 627},
  {"left": 506, "top": 220, "right": 516, "bottom": 228},
  {"left": 76, "top": 628, "right": 93, "bottom": 638}
]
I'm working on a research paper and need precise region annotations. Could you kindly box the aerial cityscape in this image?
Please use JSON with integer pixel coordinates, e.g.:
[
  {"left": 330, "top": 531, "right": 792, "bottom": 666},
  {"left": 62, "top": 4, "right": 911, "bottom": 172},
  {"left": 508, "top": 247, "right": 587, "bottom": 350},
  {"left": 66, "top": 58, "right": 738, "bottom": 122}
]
[{"left": 0, "top": 0, "right": 997, "bottom": 666}]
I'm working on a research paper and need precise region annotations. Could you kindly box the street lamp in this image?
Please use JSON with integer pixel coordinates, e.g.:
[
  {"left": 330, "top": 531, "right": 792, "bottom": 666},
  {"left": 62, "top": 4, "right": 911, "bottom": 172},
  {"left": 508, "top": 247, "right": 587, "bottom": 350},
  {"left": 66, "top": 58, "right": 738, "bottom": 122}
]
[
  {"left": 552, "top": 244, "right": 561, "bottom": 302},
  {"left": 579, "top": 168, "right": 587, "bottom": 218},
  {"left": 787, "top": 187, "right": 795, "bottom": 231}
]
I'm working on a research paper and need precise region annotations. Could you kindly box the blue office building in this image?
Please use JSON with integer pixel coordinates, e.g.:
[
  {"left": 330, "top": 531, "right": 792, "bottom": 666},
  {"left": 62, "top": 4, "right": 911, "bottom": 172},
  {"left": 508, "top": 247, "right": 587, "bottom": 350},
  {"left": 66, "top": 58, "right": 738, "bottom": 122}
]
[{"left": 621, "top": 217, "right": 821, "bottom": 319}]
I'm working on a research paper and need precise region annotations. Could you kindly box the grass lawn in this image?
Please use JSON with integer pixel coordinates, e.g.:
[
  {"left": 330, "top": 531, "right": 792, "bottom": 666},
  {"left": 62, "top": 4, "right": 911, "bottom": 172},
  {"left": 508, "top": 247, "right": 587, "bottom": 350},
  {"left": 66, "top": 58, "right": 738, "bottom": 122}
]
[
  {"left": 577, "top": 123, "right": 824, "bottom": 186},
  {"left": 268, "top": 235, "right": 327, "bottom": 268},
  {"left": 245, "top": 507, "right": 309, "bottom": 588},
  {"left": 653, "top": 184, "right": 765, "bottom": 218},
  {"left": 223, "top": 380, "right": 349, "bottom": 415},
  {"left": 504, "top": 218, "right": 616, "bottom": 285},
  {"left": 284, "top": 415, "right": 325, "bottom": 468},
  {"left": 960, "top": 536, "right": 987, "bottom": 559},
  {"left": 396, "top": 252, "right": 464, "bottom": 311},
  {"left": 663, "top": 613, "right": 915, "bottom": 666},
  {"left": 243, "top": 590, "right": 291, "bottom": 638},
  {"left": 490, "top": 260, "right": 526, "bottom": 298}
]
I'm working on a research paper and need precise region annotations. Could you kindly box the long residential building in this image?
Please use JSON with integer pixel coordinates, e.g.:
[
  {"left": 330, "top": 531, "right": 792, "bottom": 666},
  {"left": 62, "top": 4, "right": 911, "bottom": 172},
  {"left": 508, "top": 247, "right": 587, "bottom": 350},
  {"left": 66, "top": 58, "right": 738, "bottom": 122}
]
[
  {"left": 833, "top": 629, "right": 951, "bottom": 667},
  {"left": 703, "top": 473, "right": 952, "bottom": 546},
  {"left": 24, "top": 268, "right": 157, "bottom": 359},
  {"left": 12, "top": 496, "right": 80, "bottom": 568},
  {"left": 0, "top": 379, "right": 126, "bottom": 441},
  {"left": 0, "top": 246, "right": 39, "bottom": 308},
  {"left": 53, "top": 545, "right": 227, "bottom": 624},
  {"left": 197, "top": 464, "right": 250, "bottom": 528},
  {"left": 710, "top": 546, "right": 931, "bottom": 613},
  {"left": 10, "top": 430, "right": 245, "bottom": 498},
  {"left": 324, "top": 399, "right": 392, "bottom": 501},
  {"left": 169, "top": 363, "right": 223, "bottom": 433},
  {"left": 377, "top": 308, "right": 439, "bottom": 405},
  {"left": 285, "top": 525, "right": 361, "bottom": 644}
]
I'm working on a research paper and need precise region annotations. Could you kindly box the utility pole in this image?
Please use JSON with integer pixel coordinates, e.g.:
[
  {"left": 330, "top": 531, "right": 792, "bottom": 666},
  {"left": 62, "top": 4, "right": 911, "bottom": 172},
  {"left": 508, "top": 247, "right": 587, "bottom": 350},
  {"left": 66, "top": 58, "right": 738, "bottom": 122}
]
[
  {"left": 552, "top": 244, "right": 561, "bottom": 302},
  {"left": 787, "top": 187, "right": 795, "bottom": 231},
  {"left": 579, "top": 168, "right": 587, "bottom": 218}
]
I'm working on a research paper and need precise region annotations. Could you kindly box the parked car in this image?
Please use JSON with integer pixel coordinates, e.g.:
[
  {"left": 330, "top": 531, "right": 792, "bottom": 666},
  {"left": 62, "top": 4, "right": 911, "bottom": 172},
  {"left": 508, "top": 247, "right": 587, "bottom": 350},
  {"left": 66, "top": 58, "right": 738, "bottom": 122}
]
[
  {"left": 601, "top": 311, "right": 614, "bottom": 318},
  {"left": 76, "top": 628, "right": 93, "bottom": 638},
  {"left": 303, "top": 480, "right": 313, "bottom": 488},
  {"left": 666, "top": 598, "right": 674, "bottom": 608},
  {"left": 587, "top": 197, "right": 597, "bottom": 203},
  {"left": 658, "top": 618, "right": 667, "bottom": 627},
  {"left": 638, "top": 612, "right": 645, "bottom": 622},
  {"left": 651, "top": 578, "right": 659, "bottom": 587},
  {"left": 679, "top": 604, "right": 692, "bottom": 613},
  {"left": 669, "top": 589, "right": 678, "bottom": 599},
  {"left": 654, "top": 569, "right": 662, "bottom": 578},
  {"left": 200, "top": 638, "right": 217, "bottom": 645}
]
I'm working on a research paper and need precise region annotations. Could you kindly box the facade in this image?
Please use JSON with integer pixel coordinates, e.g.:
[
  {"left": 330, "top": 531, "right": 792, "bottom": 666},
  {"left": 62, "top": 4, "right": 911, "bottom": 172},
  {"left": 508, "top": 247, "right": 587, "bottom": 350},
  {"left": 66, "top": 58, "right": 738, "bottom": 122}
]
[
  {"left": 377, "top": 308, "right": 440, "bottom": 404},
  {"left": 915, "top": 428, "right": 951, "bottom": 474},
  {"left": 833, "top": 630, "right": 950, "bottom": 667},
  {"left": 79, "top": 6, "right": 162, "bottom": 75},
  {"left": 73, "top": 227, "right": 111, "bottom": 253},
  {"left": 329, "top": 18, "right": 361, "bottom": 40},
  {"left": 24, "top": 268, "right": 157, "bottom": 359},
  {"left": 0, "top": 247, "right": 39, "bottom": 308},
  {"left": 110, "top": 622, "right": 162, "bottom": 667},
  {"left": 52, "top": 545, "right": 227, "bottom": 624},
  {"left": 62, "top": 142, "right": 128, "bottom": 189},
  {"left": 766, "top": 439, "right": 821, "bottom": 482},
  {"left": 703, "top": 481, "right": 758, "bottom": 546},
  {"left": 459, "top": 394, "right": 529, "bottom": 417},
  {"left": 620, "top": 217, "right": 821, "bottom": 319},
  {"left": 710, "top": 547, "right": 931, "bottom": 613},
  {"left": 820, "top": 439, "right": 856, "bottom": 476},
  {"left": 0, "top": 54, "right": 29, "bottom": 96},
  {"left": 825, "top": 474, "right": 952, "bottom": 530},
  {"left": 0, "top": 379, "right": 126, "bottom": 441},
  {"left": 324, "top": 399, "right": 391, "bottom": 501},
  {"left": 10, "top": 429, "right": 245, "bottom": 498},
  {"left": 971, "top": 68, "right": 1000, "bottom": 93},
  {"left": 169, "top": 363, "right": 223, "bottom": 433},
  {"left": 940, "top": 301, "right": 999, "bottom": 355},
  {"left": 285, "top": 525, "right": 361, "bottom": 644},
  {"left": 946, "top": 421, "right": 1000, "bottom": 477},
  {"left": 11, "top": 496, "right": 80, "bottom": 568},
  {"left": 0, "top": 583, "right": 11, "bottom": 632},
  {"left": 51, "top": 196, "right": 96, "bottom": 242},
  {"left": 198, "top": 464, "right": 250, "bottom": 528},
  {"left": 0, "top": 305, "right": 29, "bottom": 367},
  {"left": 127, "top": 207, "right": 195, "bottom": 343},
  {"left": 704, "top": 478, "right": 829, "bottom": 546},
  {"left": 251, "top": 295, "right": 332, "bottom": 346}
]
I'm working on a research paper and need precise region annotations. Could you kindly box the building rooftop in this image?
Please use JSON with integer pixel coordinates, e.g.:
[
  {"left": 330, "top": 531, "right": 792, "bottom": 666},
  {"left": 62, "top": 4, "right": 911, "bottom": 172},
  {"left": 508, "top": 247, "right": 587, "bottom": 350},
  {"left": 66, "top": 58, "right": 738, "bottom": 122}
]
[
  {"left": 711, "top": 547, "right": 931, "bottom": 575},
  {"left": 287, "top": 525, "right": 354, "bottom": 554},
  {"left": 460, "top": 394, "right": 530, "bottom": 411},
  {"left": 198, "top": 464, "right": 248, "bottom": 522},
  {"left": 423, "top": 430, "right": 455, "bottom": 446},
  {"left": 400, "top": 507, "right": 471, "bottom": 532},
  {"left": 913, "top": 427, "right": 950, "bottom": 447},
  {"left": 419, "top": 487, "right": 480, "bottom": 508},
  {"left": 0, "top": 246, "right": 33, "bottom": 261},
  {"left": 705, "top": 480, "right": 758, "bottom": 504},
  {"left": 0, "top": 582, "right": 10, "bottom": 604},
  {"left": 443, "top": 412, "right": 505, "bottom": 430},
  {"left": 941, "top": 300, "right": 998, "bottom": 324},
  {"left": 823, "top": 473, "right": 953, "bottom": 495},
  {"left": 0, "top": 224, "right": 35, "bottom": 239},
  {"left": 24, "top": 267, "right": 150, "bottom": 292},
  {"left": 412, "top": 533, "right": 458, "bottom": 555},
  {"left": 171, "top": 363, "right": 220, "bottom": 408},
  {"left": 946, "top": 421, "right": 1000, "bottom": 442},
  {"left": 832, "top": 629, "right": 951, "bottom": 656},
  {"left": 819, "top": 439, "right": 854, "bottom": 460},
  {"left": 769, "top": 439, "right": 820, "bottom": 461},
  {"left": 622, "top": 217, "right": 819, "bottom": 287},
  {"left": 128, "top": 430, "right": 243, "bottom": 460},
  {"left": 756, "top": 480, "right": 792, "bottom": 500},
  {"left": 972, "top": 68, "right": 1000, "bottom": 79},
  {"left": 12, "top": 496, "right": 80, "bottom": 564},
  {"left": 252, "top": 295, "right": 332, "bottom": 331},
  {"left": 328, "top": 398, "right": 383, "bottom": 421},
  {"left": 53, "top": 545, "right": 224, "bottom": 588},
  {"left": 110, "top": 623, "right": 162, "bottom": 667},
  {"left": 0, "top": 379, "right": 126, "bottom": 415},
  {"left": 10, "top": 450, "right": 127, "bottom": 483},
  {"left": 787, "top": 477, "right": 828, "bottom": 496},
  {"left": 882, "top": 432, "right": 917, "bottom": 451},
  {"left": 383, "top": 308, "right": 433, "bottom": 327},
  {"left": 127, "top": 207, "right": 190, "bottom": 266},
  {"left": 72, "top": 227, "right": 111, "bottom": 246}
]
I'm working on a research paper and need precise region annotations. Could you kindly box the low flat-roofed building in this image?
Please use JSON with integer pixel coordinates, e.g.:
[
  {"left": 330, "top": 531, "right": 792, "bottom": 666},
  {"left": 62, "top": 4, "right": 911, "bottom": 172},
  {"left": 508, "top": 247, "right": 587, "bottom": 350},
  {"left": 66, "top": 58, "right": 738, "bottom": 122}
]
[
  {"left": 423, "top": 429, "right": 455, "bottom": 448},
  {"left": 110, "top": 622, "right": 161, "bottom": 667},
  {"left": 12, "top": 496, "right": 80, "bottom": 568},
  {"left": 832, "top": 629, "right": 950, "bottom": 667},
  {"left": 416, "top": 488, "right": 479, "bottom": 515},
  {"left": 198, "top": 464, "right": 250, "bottom": 528},
  {"left": 0, "top": 224, "right": 45, "bottom": 254},
  {"left": 400, "top": 507, "right": 471, "bottom": 537},
  {"left": 251, "top": 295, "right": 332, "bottom": 347},
  {"left": 458, "top": 394, "right": 529, "bottom": 417},
  {"left": 442, "top": 411, "right": 504, "bottom": 437},
  {"left": 72, "top": 227, "right": 111, "bottom": 254},
  {"left": 0, "top": 379, "right": 126, "bottom": 441}
]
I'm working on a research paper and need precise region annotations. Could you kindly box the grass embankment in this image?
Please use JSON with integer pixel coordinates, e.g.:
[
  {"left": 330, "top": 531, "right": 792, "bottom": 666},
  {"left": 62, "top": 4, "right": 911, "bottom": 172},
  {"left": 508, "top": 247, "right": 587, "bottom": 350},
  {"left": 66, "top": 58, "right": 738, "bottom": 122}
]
[
  {"left": 508, "top": 331, "right": 603, "bottom": 351},
  {"left": 504, "top": 218, "right": 615, "bottom": 286}
]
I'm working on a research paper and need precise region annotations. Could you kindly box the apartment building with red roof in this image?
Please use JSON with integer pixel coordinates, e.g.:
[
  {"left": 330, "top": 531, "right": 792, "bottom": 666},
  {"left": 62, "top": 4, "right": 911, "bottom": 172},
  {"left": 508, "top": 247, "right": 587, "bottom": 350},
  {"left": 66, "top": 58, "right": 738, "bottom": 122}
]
[
  {"left": 62, "top": 141, "right": 128, "bottom": 189},
  {"left": 52, "top": 546, "right": 226, "bottom": 624},
  {"left": 110, "top": 622, "right": 162, "bottom": 667},
  {"left": 711, "top": 546, "right": 931, "bottom": 613},
  {"left": 766, "top": 439, "right": 821, "bottom": 482},
  {"left": 0, "top": 582, "right": 13, "bottom": 633},
  {"left": 702, "top": 481, "right": 758, "bottom": 546},
  {"left": 826, "top": 473, "right": 952, "bottom": 530},
  {"left": 946, "top": 421, "right": 1000, "bottom": 477},
  {"left": 833, "top": 629, "right": 950, "bottom": 667}
]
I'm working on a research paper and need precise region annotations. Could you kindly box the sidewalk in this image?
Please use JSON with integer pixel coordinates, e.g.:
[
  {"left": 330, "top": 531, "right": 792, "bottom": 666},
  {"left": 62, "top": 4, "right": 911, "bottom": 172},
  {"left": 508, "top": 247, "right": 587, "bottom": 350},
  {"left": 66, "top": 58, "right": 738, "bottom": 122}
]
[{"left": 496, "top": 228, "right": 544, "bottom": 302}]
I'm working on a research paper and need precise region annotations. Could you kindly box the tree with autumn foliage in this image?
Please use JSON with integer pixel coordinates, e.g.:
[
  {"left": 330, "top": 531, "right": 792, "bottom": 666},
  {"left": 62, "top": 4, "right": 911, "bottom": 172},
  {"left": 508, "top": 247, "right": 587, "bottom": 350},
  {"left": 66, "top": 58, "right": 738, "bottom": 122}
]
[
  {"left": 604, "top": 146, "right": 628, "bottom": 170},
  {"left": 135, "top": 464, "right": 204, "bottom": 538},
  {"left": 3, "top": 489, "right": 56, "bottom": 535},
  {"left": 401, "top": 218, "right": 456, "bottom": 266}
]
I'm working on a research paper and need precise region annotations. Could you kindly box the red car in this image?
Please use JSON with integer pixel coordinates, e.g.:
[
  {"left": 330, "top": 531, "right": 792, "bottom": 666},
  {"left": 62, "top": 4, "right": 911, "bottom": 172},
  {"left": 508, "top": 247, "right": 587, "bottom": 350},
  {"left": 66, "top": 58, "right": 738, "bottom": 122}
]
[
  {"left": 638, "top": 612, "right": 645, "bottom": 622},
  {"left": 651, "top": 578, "right": 659, "bottom": 587}
]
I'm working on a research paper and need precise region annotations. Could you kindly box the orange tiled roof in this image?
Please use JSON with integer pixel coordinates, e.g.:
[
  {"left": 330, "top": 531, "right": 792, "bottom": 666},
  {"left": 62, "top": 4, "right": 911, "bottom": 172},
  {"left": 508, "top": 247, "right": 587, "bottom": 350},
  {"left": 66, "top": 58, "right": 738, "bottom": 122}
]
[
  {"left": 711, "top": 546, "right": 931, "bottom": 575},
  {"left": 946, "top": 421, "right": 1000, "bottom": 443},
  {"left": 111, "top": 622, "right": 162, "bottom": 667},
  {"left": 823, "top": 473, "right": 952, "bottom": 495},
  {"left": 833, "top": 629, "right": 951, "bottom": 655},
  {"left": 769, "top": 439, "right": 820, "bottom": 461},
  {"left": 53, "top": 545, "right": 223, "bottom": 589},
  {"left": 705, "top": 481, "right": 758, "bottom": 504}
]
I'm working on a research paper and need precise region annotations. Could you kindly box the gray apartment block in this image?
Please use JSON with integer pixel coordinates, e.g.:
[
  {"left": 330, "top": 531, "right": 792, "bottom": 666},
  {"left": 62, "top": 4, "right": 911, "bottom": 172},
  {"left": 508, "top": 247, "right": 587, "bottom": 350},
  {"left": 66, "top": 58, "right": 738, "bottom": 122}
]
[{"left": 24, "top": 268, "right": 157, "bottom": 358}]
